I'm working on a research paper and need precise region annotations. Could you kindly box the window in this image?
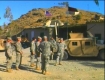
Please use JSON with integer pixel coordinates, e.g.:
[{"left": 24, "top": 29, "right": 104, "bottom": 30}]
[
  {"left": 72, "top": 42, "right": 77, "bottom": 46},
  {"left": 26, "top": 33, "right": 28, "bottom": 38},
  {"left": 40, "top": 32, "right": 44, "bottom": 38},
  {"left": 95, "top": 34, "right": 101, "bottom": 40},
  {"left": 85, "top": 42, "right": 90, "bottom": 46}
]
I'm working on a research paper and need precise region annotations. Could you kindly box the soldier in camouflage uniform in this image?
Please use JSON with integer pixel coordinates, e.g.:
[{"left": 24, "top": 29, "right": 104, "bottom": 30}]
[
  {"left": 5, "top": 37, "right": 13, "bottom": 73},
  {"left": 35, "top": 36, "right": 42, "bottom": 70},
  {"left": 30, "top": 37, "right": 36, "bottom": 67},
  {"left": 39, "top": 36, "right": 52, "bottom": 75},
  {"left": 55, "top": 38, "right": 66, "bottom": 66},
  {"left": 49, "top": 37, "right": 57, "bottom": 60},
  {"left": 15, "top": 37, "right": 23, "bottom": 70}
]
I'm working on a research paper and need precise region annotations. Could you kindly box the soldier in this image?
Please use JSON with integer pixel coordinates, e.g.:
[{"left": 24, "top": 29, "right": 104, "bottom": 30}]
[
  {"left": 5, "top": 37, "right": 13, "bottom": 73},
  {"left": 30, "top": 37, "right": 36, "bottom": 67},
  {"left": 39, "top": 36, "right": 52, "bottom": 75},
  {"left": 49, "top": 37, "right": 57, "bottom": 60},
  {"left": 55, "top": 38, "right": 66, "bottom": 66},
  {"left": 15, "top": 37, "right": 23, "bottom": 70},
  {"left": 35, "top": 36, "right": 42, "bottom": 70}
]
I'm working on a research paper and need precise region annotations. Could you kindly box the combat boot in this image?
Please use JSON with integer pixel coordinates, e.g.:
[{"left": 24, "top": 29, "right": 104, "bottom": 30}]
[
  {"left": 6, "top": 69, "right": 12, "bottom": 73},
  {"left": 10, "top": 69, "right": 13, "bottom": 71},
  {"left": 44, "top": 71, "right": 50, "bottom": 75},
  {"left": 59, "top": 63, "right": 62, "bottom": 65},
  {"left": 16, "top": 67, "right": 20, "bottom": 70},
  {"left": 42, "top": 70, "right": 45, "bottom": 74},
  {"left": 30, "top": 63, "right": 35, "bottom": 67},
  {"left": 54, "top": 63, "right": 58, "bottom": 66},
  {"left": 35, "top": 67, "right": 41, "bottom": 70}
]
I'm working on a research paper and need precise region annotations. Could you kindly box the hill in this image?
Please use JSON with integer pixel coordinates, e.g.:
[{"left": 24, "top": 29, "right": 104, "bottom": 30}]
[{"left": 1, "top": 6, "right": 104, "bottom": 36}]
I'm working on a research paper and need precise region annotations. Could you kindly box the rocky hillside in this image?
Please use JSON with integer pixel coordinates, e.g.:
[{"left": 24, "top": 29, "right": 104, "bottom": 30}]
[{"left": 1, "top": 6, "right": 104, "bottom": 36}]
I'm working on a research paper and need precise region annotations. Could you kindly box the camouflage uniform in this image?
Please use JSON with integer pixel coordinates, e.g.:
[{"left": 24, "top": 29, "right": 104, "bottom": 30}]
[
  {"left": 39, "top": 36, "right": 52, "bottom": 74},
  {"left": 15, "top": 37, "right": 23, "bottom": 69},
  {"left": 49, "top": 38, "right": 57, "bottom": 60},
  {"left": 5, "top": 37, "right": 13, "bottom": 72},
  {"left": 30, "top": 40, "right": 36, "bottom": 67},
  {"left": 35, "top": 37, "right": 42, "bottom": 70},
  {"left": 55, "top": 38, "right": 66, "bottom": 65}
]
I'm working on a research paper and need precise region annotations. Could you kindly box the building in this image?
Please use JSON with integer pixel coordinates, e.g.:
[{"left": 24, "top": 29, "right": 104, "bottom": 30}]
[
  {"left": 67, "top": 6, "right": 80, "bottom": 16},
  {"left": 87, "top": 21, "right": 104, "bottom": 44},
  {"left": 19, "top": 20, "right": 64, "bottom": 41},
  {"left": 12, "top": 27, "right": 54, "bottom": 41},
  {"left": 12, "top": 20, "right": 87, "bottom": 41}
]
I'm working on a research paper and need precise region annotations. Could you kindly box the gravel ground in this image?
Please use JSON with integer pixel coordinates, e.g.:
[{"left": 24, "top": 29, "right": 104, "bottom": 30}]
[{"left": 0, "top": 48, "right": 104, "bottom": 80}]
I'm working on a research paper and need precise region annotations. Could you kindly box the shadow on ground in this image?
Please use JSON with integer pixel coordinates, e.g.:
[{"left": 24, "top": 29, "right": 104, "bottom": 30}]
[
  {"left": 0, "top": 63, "right": 42, "bottom": 74},
  {"left": 19, "top": 64, "right": 42, "bottom": 74},
  {"left": 67, "top": 57, "right": 104, "bottom": 68}
]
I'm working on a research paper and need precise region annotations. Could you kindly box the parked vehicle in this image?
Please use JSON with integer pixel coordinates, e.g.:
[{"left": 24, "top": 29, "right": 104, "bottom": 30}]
[
  {"left": 0, "top": 36, "right": 30, "bottom": 51},
  {"left": 0, "top": 39, "right": 6, "bottom": 51},
  {"left": 63, "top": 31, "right": 105, "bottom": 60}
]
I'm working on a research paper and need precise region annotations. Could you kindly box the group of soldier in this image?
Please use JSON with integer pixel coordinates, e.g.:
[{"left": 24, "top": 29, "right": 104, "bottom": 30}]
[
  {"left": 5, "top": 35, "right": 67, "bottom": 75},
  {"left": 5, "top": 37, "right": 22, "bottom": 72}
]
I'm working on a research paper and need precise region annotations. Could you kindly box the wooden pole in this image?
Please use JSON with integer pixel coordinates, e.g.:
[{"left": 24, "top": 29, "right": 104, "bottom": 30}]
[
  {"left": 67, "top": 17, "right": 68, "bottom": 39},
  {"left": 55, "top": 22, "right": 58, "bottom": 41}
]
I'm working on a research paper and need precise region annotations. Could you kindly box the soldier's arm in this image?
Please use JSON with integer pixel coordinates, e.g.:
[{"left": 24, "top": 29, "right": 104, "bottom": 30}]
[
  {"left": 36, "top": 42, "right": 40, "bottom": 53},
  {"left": 56, "top": 43, "right": 59, "bottom": 52},
  {"left": 16, "top": 43, "right": 23, "bottom": 54},
  {"left": 5, "top": 44, "right": 11, "bottom": 57},
  {"left": 54, "top": 41, "right": 57, "bottom": 48},
  {"left": 38, "top": 43, "right": 42, "bottom": 53},
  {"left": 30, "top": 42, "right": 33, "bottom": 51},
  {"left": 20, "top": 44, "right": 23, "bottom": 54},
  {"left": 30, "top": 42, "right": 35, "bottom": 53},
  {"left": 64, "top": 43, "right": 67, "bottom": 50}
]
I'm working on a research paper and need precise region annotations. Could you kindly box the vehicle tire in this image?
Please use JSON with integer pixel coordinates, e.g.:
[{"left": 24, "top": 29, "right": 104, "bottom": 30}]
[
  {"left": 63, "top": 51, "right": 68, "bottom": 60},
  {"left": 98, "top": 49, "right": 105, "bottom": 60}
]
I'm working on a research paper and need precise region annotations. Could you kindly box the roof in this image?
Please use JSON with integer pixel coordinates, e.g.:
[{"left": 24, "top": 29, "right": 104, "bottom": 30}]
[
  {"left": 45, "top": 20, "right": 64, "bottom": 27},
  {"left": 68, "top": 38, "right": 93, "bottom": 40},
  {"left": 68, "top": 7, "right": 78, "bottom": 12},
  {"left": 86, "top": 20, "right": 104, "bottom": 24}
]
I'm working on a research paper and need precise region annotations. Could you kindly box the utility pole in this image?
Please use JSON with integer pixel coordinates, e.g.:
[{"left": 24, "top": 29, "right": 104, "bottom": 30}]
[
  {"left": 55, "top": 21, "right": 58, "bottom": 41},
  {"left": 66, "top": 2, "right": 69, "bottom": 39}
]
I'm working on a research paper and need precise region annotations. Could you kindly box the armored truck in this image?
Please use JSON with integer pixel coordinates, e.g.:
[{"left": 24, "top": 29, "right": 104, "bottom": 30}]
[
  {"left": 64, "top": 31, "right": 105, "bottom": 60},
  {"left": 0, "top": 39, "right": 5, "bottom": 51}
]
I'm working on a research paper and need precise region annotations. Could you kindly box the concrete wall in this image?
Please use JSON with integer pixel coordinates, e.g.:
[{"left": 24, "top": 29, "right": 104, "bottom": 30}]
[
  {"left": 12, "top": 25, "right": 87, "bottom": 41},
  {"left": 22, "top": 28, "right": 49, "bottom": 41},
  {"left": 87, "top": 22, "right": 104, "bottom": 40}
]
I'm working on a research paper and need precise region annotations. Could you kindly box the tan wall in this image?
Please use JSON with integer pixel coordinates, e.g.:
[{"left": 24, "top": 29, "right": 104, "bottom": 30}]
[
  {"left": 87, "top": 22, "right": 104, "bottom": 40},
  {"left": 21, "top": 28, "right": 49, "bottom": 41}
]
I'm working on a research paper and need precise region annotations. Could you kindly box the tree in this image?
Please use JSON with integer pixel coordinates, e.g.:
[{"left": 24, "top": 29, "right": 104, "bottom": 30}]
[
  {"left": 4, "top": 6, "right": 13, "bottom": 37},
  {"left": 3, "top": 22, "right": 7, "bottom": 29},
  {"left": 58, "top": 2, "right": 69, "bottom": 7},
  {"left": 94, "top": 0, "right": 99, "bottom": 6},
  {"left": 4, "top": 6, "right": 13, "bottom": 22},
  {"left": 72, "top": 15, "right": 81, "bottom": 24},
  {"left": 0, "top": 26, "right": 3, "bottom": 35},
  {"left": 58, "top": 0, "right": 99, "bottom": 7},
  {"left": 75, "top": 15, "right": 81, "bottom": 20},
  {"left": 0, "top": 26, "right": 2, "bottom": 31}
]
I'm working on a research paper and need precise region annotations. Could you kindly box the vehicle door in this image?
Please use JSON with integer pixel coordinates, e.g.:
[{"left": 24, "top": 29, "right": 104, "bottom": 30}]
[
  {"left": 81, "top": 40, "right": 98, "bottom": 55},
  {"left": 68, "top": 40, "right": 83, "bottom": 56}
]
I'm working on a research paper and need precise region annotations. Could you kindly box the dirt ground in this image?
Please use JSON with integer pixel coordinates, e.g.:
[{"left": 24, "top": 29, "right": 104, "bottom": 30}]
[{"left": 0, "top": 48, "right": 104, "bottom": 80}]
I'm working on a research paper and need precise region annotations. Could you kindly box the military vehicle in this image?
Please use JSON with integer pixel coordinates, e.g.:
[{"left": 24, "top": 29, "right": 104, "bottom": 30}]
[
  {"left": 0, "top": 36, "right": 30, "bottom": 51},
  {"left": 63, "top": 31, "right": 105, "bottom": 60},
  {"left": 0, "top": 38, "right": 16, "bottom": 52},
  {"left": 0, "top": 39, "right": 6, "bottom": 51}
]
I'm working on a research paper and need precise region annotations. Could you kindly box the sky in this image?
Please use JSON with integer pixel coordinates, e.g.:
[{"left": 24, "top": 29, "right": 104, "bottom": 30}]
[{"left": 0, "top": 0, "right": 104, "bottom": 26}]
